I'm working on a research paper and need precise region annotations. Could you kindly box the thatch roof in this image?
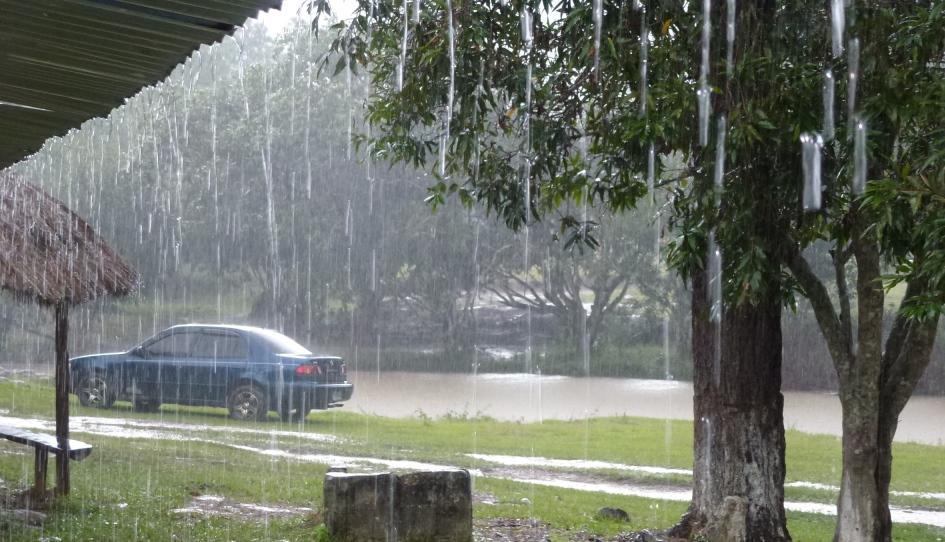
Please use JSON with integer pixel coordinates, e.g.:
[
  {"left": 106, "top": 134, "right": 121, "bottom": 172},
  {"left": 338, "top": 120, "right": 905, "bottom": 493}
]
[{"left": 0, "top": 170, "right": 137, "bottom": 306}]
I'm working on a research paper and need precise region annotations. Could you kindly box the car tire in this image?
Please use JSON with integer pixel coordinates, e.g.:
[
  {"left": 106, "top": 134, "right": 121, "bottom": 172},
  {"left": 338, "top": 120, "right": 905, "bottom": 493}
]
[
  {"left": 76, "top": 372, "right": 115, "bottom": 409},
  {"left": 228, "top": 384, "right": 269, "bottom": 422},
  {"left": 280, "top": 404, "right": 310, "bottom": 423},
  {"left": 279, "top": 406, "right": 298, "bottom": 423},
  {"left": 133, "top": 398, "right": 161, "bottom": 413}
]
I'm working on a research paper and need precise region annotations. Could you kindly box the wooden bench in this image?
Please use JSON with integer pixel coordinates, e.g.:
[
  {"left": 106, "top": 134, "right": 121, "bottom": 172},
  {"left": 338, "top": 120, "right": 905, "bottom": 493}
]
[{"left": 0, "top": 425, "right": 92, "bottom": 493}]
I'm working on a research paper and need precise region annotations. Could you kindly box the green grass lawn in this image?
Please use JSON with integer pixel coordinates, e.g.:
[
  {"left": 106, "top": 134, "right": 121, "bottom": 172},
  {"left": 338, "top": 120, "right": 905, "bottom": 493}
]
[{"left": 1, "top": 379, "right": 944, "bottom": 541}]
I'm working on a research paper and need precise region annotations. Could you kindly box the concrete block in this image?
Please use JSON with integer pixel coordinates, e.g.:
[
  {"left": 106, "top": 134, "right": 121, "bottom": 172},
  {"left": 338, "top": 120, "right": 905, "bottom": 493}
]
[
  {"left": 395, "top": 469, "right": 472, "bottom": 541},
  {"left": 324, "top": 469, "right": 472, "bottom": 542},
  {"left": 324, "top": 472, "right": 395, "bottom": 542}
]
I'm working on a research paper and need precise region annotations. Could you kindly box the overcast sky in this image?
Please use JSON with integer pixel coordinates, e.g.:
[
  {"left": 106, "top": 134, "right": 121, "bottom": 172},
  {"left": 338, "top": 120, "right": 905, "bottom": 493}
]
[{"left": 256, "top": 0, "right": 359, "bottom": 33}]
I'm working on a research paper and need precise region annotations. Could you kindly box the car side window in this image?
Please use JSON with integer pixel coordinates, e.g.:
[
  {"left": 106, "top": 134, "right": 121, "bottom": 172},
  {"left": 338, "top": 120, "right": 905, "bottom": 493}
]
[
  {"left": 143, "top": 330, "right": 199, "bottom": 359},
  {"left": 192, "top": 331, "right": 248, "bottom": 359}
]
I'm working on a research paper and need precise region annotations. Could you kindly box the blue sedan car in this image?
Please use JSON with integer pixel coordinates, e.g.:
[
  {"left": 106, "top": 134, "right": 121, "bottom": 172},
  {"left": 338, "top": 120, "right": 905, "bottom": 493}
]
[{"left": 69, "top": 324, "right": 353, "bottom": 422}]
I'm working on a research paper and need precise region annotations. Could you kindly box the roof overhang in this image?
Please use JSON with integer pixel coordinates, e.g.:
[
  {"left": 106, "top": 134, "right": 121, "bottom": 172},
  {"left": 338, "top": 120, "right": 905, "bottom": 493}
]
[{"left": 0, "top": 0, "right": 284, "bottom": 170}]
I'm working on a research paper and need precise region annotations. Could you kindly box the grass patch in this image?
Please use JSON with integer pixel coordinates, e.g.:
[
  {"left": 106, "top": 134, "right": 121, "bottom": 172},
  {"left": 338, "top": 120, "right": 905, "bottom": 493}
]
[{"left": 1, "top": 379, "right": 944, "bottom": 540}]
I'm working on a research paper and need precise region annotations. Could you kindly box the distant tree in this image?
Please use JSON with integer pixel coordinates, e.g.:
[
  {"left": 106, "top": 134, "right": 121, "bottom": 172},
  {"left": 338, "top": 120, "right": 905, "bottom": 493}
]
[{"left": 485, "top": 207, "right": 664, "bottom": 356}]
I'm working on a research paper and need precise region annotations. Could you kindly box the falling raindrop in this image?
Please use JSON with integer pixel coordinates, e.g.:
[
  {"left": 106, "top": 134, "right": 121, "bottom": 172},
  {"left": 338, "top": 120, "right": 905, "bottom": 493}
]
[
  {"left": 306, "top": 21, "right": 314, "bottom": 199},
  {"left": 800, "top": 132, "right": 824, "bottom": 211},
  {"left": 698, "top": 0, "right": 711, "bottom": 146},
  {"left": 823, "top": 70, "right": 835, "bottom": 142},
  {"left": 647, "top": 143, "right": 656, "bottom": 202},
  {"left": 707, "top": 232, "right": 722, "bottom": 323},
  {"left": 714, "top": 116, "right": 727, "bottom": 192},
  {"left": 446, "top": 0, "right": 455, "bottom": 136},
  {"left": 346, "top": 49, "right": 353, "bottom": 161},
  {"left": 663, "top": 315, "right": 671, "bottom": 379},
  {"left": 852, "top": 118, "right": 867, "bottom": 195},
  {"left": 398, "top": 0, "right": 409, "bottom": 91},
  {"left": 831, "top": 0, "right": 845, "bottom": 58},
  {"left": 639, "top": 8, "right": 648, "bottom": 114},
  {"left": 521, "top": 6, "right": 533, "bottom": 43},
  {"left": 847, "top": 37, "right": 859, "bottom": 133},
  {"left": 697, "top": 84, "right": 711, "bottom": 147},
  {"left": 725, "top": 0, "right": 735, "bottom": 78},
  {"left": 439, "top": 134, "right": 448, "bottom": 177},
  {"left": 592, "top": 0, "right": 602, "bottom": 79}
]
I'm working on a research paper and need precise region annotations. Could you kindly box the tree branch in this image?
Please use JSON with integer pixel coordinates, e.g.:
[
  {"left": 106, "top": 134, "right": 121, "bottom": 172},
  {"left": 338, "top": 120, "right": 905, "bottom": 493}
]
[
  {"left": 831, "top": 244, "right": 854, "bottom": 352},
  {"left": 881, "top": 278, "right": 940, "bottom": 417},
  {"left": 786, "top": 246, "right": 852, "bottom": 376}
]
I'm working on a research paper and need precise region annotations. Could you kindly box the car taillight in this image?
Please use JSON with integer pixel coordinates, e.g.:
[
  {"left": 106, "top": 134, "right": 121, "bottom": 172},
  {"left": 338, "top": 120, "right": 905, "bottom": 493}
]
[
  {"left": 295, "top": 364, "right": 322, "bottom": 376},
  {"left": 340, "top": 364, "right": 347, "bottom": 375}
]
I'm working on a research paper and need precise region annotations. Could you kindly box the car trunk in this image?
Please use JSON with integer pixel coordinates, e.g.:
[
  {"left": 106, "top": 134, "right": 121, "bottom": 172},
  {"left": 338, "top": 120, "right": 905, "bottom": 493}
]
[{"left": 293, "top": 357, "right": 346, "bottom": 383}]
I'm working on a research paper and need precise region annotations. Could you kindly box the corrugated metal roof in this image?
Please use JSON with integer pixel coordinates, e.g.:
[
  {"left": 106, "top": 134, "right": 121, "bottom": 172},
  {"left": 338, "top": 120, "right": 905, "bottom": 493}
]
[{"left": 0, "top": 0, "right": 283, "bottom": 170}]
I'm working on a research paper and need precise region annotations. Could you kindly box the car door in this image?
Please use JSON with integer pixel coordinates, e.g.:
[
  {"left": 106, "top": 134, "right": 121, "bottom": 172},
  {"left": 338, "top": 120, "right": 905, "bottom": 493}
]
[
  {"left": 189, "top": 329, "right": 249, "bottom": 406},
  {"left": 138, "top": 328, "right": 200, "bottom": 406}
]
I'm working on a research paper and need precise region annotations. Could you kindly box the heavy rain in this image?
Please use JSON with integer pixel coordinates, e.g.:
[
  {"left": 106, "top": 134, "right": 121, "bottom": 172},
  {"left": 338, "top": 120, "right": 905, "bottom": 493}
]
[{"left": 1, "top": 0, "right": 945, "bottom": 541}]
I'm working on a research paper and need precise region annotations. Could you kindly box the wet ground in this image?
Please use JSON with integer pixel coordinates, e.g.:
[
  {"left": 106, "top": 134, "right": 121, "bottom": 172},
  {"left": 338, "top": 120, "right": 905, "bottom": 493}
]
[{"left": 1, "top": 413, "right": 943, "bottom": 531}]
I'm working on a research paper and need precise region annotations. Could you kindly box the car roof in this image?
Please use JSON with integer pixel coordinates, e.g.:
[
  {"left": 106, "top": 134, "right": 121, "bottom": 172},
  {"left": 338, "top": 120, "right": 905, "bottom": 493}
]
[{"left": 164, "top": 324, "right": 341, "bottom": 358}]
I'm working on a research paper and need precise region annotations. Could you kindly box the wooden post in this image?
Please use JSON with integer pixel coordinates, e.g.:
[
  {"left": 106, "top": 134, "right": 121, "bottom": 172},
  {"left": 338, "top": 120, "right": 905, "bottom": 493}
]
[
  {"left": 55, "top": 302, "right": 71, "bottom": 496},
  {"left": 34, "top": 447, "right": 48, "bottom": 494}
]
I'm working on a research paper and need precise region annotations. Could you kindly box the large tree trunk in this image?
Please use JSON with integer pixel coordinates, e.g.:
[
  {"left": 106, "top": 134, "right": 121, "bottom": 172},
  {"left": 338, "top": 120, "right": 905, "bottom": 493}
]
[{"left": 670, "top": 267, "right": 789, "bottom": 541}]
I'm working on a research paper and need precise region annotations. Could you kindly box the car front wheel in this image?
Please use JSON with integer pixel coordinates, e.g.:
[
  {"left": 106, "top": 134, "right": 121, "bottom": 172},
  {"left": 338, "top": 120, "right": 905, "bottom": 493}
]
[
  {"left": 77, "top": 372, "right": 115, "bottom": 409},
  {"left": 228, "top": 384, "right": 269, "bottom": 422}
]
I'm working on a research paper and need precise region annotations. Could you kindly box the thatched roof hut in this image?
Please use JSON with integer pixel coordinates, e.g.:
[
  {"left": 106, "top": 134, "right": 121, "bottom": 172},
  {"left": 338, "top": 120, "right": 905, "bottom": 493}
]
[
  {"left": 0, "top": 170, "right": 137, "bottom": 305},
  {"left": 0, "top": 169, "right": 137, "bottom": 496}
]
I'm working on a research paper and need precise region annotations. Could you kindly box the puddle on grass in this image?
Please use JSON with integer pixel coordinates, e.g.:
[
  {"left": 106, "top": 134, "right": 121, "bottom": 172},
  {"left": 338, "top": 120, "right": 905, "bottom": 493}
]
[
  {"left": 786, "top": 481, "right": 945, "bottom": 502},
  {"left": 468, "top": 453, "right": 691, "bottom": 476},
  {"left": 0, "top": 415, "right": 340, "bottom": 444},
  {"left": 170, "top": 494, "right": 312, "bottom": 520},
  {"left": 228, "top": 444, "right": 455, "bottom": 472},
  {"left": 484, "top": 472, "right": 945, "bottom": 528}
]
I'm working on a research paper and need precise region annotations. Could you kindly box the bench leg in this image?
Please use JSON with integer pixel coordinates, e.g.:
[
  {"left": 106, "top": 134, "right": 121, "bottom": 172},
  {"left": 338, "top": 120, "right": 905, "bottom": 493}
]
[{"left": 34, "top": 447, "right": 48, "bottom": 494}]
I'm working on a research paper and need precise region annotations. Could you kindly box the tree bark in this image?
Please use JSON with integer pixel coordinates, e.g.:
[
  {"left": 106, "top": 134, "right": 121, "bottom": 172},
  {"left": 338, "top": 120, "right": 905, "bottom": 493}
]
[
  {"left": 788, "top": 239, "right": 940, "bottom": 542},
  {"left": 833, "top": 229, "right": 885, "bottom": 541},
  {"left": 54, "top": 302, "right": 71, "bottom": 496},
  {"left": 670, "top": 266, "right": 789, "bottom": 541}
]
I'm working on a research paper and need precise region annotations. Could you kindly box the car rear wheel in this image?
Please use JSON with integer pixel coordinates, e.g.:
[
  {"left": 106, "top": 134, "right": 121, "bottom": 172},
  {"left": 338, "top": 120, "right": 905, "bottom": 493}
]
[
  {"left": 77, "top": 372, "right": 114, "bottom": 409},
  {"left": 228, "top": 384, "right": 269, "bottom": 422}
]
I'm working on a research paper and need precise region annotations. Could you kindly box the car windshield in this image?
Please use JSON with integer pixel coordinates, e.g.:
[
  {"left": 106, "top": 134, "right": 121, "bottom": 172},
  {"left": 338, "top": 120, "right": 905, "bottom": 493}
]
[{"left": 253, "top": 329, "right": 312, "bottom": 355}]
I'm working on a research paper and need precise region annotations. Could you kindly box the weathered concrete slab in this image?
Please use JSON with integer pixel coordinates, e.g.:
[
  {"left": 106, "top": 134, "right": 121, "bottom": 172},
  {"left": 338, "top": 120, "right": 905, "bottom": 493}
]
[
  {"left": 395, "top": 470, "right": 472, "bottom": 541},
  {"left": 324, "top": 469, "right": 472, "bottom": 542},
  {"left": 324, "top": 472, "right": 395, "bottom": 541}
]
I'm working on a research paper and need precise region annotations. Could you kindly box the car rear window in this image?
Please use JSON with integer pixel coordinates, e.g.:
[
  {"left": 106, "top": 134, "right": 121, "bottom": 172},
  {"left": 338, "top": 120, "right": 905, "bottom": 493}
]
[{"left": 253, "top": 329, "right": 312, "bottom": 355}]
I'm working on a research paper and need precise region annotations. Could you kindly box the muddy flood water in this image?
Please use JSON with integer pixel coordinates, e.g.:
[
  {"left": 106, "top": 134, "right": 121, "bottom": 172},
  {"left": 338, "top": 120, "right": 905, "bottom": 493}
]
[{"left": 344, "top": 371, "right": 945, "bottom": 446}]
